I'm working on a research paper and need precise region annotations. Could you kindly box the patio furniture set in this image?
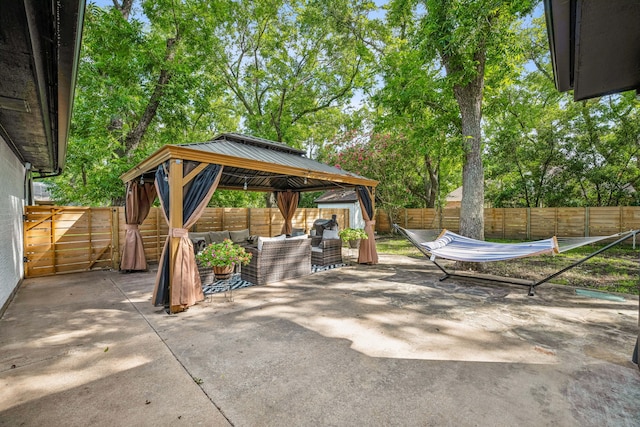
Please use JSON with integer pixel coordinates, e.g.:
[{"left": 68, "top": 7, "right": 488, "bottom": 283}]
[{"left": 189, "top": 218, "right": 343, "bottom": 286}]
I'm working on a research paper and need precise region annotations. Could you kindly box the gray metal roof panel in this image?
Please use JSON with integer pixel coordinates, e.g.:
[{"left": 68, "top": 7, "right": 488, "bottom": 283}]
[{"left": 180, "top": 135, "right": 368, "bottom": 181}]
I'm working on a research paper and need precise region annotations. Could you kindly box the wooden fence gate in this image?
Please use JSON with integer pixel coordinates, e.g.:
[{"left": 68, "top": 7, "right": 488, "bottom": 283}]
[{"left": 23, "top": 206, "right": 117, "bottom": 278}]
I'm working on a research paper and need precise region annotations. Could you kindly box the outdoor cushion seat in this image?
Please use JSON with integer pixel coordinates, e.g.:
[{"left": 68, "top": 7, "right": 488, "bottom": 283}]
[
  {"left": 241, "top": 237, "right": 311, "bottom": 286},
  {"left": 311, "top": 229, "right": 342, "bottom": 266}
]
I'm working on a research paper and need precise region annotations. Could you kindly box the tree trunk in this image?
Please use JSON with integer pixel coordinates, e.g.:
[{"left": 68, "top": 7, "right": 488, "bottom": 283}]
[
  {"left": 425, "top": 155, "right": 438, "bottom": 208},
  {"left": 450, "top": 50, "right": 486, "bottom": 271},
  {"left": 451, "top": 53, "right": 485, "bottom": 242}
]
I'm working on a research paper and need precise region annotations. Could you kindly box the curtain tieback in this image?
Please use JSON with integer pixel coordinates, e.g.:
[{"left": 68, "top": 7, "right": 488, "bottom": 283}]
[
  {"left": 124, "top": 223, "right": 140, "bottom": 230},
  {"left": 170, "top": 228, "right": 188, "bottom": 237},
  {"left": 365, "top": 220, "right": 376, "bottom": 227}
]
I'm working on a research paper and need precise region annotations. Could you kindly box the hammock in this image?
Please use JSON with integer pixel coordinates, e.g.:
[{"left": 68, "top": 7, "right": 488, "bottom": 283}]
[
  {"left": 395, "top": 225, "right": 639, "bottom": 296},
  {"left": 420, "top": 230, "right": 559, "bottom": 262}
]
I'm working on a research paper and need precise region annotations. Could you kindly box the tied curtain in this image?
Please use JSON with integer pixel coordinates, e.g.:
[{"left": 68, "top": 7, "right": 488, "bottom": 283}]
[
  {"left": 356, "top": 185, "right": 378, "bottom": 264},
  {"left": 153, "top": 161, "right": 223, "bottom": 311},
  {"left": 120, "top": 180, "right": 157, "bottom": 271},
  {"left": 276, "top": 191, "right": 300, "bottom": 235}
]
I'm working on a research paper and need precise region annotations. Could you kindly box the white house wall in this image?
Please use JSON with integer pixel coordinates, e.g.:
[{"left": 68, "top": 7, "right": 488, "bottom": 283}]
[
  {"left": 318, "top": 202, "right": 364, "bottom": 230},
  {"left": 0, "top": 137, "right": 26, "bottom": 311}
]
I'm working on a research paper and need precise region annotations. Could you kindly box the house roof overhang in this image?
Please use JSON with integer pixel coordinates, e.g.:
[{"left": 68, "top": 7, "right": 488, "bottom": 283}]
[
  {"left": 544, "top": 0, "right": 640, "bottom": 101},
  {"left": 120, "top": 133, "right": 378, "bottom": 192},
  {"left": 0, "top": 0, "right": 85, "bottom": 176}
]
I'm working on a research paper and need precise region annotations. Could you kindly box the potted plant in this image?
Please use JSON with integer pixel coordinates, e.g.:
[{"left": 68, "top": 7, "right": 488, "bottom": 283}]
[
  {"left": 195, "top": 238, "right": 252, "bottom": 280},
  {"left": 338, "top": 228, "right": 369, "bottom": 249}
]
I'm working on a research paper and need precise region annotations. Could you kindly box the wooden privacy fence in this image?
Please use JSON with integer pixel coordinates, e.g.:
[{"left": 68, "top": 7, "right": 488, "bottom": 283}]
[
  {"left": 23, "top": 206, "right": 350, "bottom": 278},
  {"left": 24, "top": 205, "right": 640, "bottom": 277},
  {"left": 376, "top": 206, "right": 640, "bottom": 238}
]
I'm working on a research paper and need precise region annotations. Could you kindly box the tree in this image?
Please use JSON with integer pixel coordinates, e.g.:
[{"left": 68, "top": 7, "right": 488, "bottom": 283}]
[
  {"left": 374, "top": 8, "right": 462, "bottom": 208},
  {"left": 563, "top": 95, "right": 640, "bottom": 206},
  {"left": 191, "top": 0, "right": 379, "bottom": 146},
  {"left": 388, "top": 0, "right": 536, "bottom": 240},
  {"left": 483, "top": 18, "right": 570, "bottom": 207},
  {"left": 324, "top": 130, "right": 425, "bottom": 224},
  {"left": 50, "top": 1, "right": 236, "bottom": 206},
  {"left": 484, "top": 18, "right": 640, "bottom": 207}
]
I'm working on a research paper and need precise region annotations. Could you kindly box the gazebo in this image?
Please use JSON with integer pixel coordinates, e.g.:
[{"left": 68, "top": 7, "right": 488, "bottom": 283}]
[{"left": 119, "top": 133, "right": 379, "bottom": 313}]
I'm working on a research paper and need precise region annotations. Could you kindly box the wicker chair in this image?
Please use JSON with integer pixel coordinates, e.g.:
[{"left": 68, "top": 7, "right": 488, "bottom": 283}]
[
  {"left": 241, "top": 238, "right": 312, "bottom": 286},
  {"left": 310, "top": 236, "right": 343, "bottom": 266}
]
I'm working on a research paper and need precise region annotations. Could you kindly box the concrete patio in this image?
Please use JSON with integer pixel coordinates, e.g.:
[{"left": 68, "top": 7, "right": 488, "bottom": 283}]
[{"left": 1, "top": 254, "right": 639, "bottom": 426}]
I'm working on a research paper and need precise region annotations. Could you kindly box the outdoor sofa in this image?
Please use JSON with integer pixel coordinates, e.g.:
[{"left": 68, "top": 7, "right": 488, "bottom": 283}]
[{"left": 241, "top": 235, "right": 312, "bottom": 286}]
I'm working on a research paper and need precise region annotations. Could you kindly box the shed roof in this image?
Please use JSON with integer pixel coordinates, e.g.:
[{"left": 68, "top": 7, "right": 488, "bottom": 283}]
[{"left": 121, "top": 133, "right": 378, "bottom": 192}]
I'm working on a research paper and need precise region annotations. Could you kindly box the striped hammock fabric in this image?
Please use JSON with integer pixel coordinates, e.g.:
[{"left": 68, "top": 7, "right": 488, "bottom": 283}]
[{"left": 420, "top": 230, "right": 559, "bottom": 262}]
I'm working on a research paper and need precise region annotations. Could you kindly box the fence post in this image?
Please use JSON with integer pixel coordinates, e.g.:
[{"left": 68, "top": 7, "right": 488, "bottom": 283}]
[
  {"left": 619, "top": 206, "right": 623, "bottom": 233},
  {"left": 585, "top": 207, "right": 589, "bottom": 237},
  {"left": 221, "top": 208, "right": 226, "bottom": 230},
  {"left": 111, "top": 208, "right": 120, "bottom": 270},
  {"left": 526, "top": 208, "right": 531, "bottom": 240}
]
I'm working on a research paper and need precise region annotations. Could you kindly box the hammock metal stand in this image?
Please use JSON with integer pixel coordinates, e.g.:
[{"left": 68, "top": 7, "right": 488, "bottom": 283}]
[{"left": 394, "top": 224, "right": 639, "bottom": 296}]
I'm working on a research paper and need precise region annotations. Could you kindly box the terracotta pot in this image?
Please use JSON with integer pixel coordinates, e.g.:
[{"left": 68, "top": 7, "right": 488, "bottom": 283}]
[{"left": 213, "top": 265, "right": 233, "bottom": 280}]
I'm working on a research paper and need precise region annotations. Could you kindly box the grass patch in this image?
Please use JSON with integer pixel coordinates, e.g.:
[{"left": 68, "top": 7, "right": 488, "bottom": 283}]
[{"left": 376, "top": 235, "right": 639, "bottom": 295}]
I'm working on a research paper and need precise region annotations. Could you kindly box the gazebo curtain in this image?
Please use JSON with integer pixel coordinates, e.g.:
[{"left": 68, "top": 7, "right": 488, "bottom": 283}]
[
  {"left": 356, "top": 185, "right": 378, "bottom": 264},
  {"left": 153, "top": 161, "right": 223, "bottom": 311},
  {"left": 120, "top": 180, "right": 157, "bottom": 271},
  {"left": 276, "top": 191, "right": 300, "bottom": 235}
]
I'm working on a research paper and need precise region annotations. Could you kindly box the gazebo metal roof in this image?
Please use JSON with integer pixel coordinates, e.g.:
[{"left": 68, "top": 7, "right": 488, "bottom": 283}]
[{"left": 120, "top": 132, "right": 377, "bottom": 192}]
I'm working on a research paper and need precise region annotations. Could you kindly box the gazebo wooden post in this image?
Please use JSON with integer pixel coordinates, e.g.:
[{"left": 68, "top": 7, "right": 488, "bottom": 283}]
[
  {"left": 371, "top": 187, "right": 376, "bottom": 217},
  {"left": 168, "top": 159, "right": 184, "bottom": 314}
]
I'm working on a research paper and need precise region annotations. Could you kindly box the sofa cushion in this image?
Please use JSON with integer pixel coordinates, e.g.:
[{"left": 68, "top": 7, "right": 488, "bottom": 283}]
[
  {"left": 257, "top": 234, "right": 286, "bottom": 251},
  {"left": 229, "top": 228, "right": 250, "bottom": 243},
  {"left": 290, "top": 228, "right": 305, "bottom": 237},
  {"left": 322, "top": 229, "right": 339, "bottom": 241},
  {"left": 189, "top": 232, "right": 211, "bottom": 245},
  {"left": 286, "top": 234, "right": 309, "bottom": 240},
  {"left": 209, "top": 230, "right": 231, "bottom": 243}
]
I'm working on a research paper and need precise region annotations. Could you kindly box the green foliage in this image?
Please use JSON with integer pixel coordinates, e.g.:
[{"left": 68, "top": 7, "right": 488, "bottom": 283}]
[
  {"left": 338, "top": 228, "right": 368, "bottom": 242},
  {"left": 373, "top": 18, "right": 463, "bottom": 208},
  {"left": 484, "top": 18, "right": 640, "bottom": 208},
  {"left": 299, "top": 191, "right": 324, "bottom": 209},
  {"left": 323, "top": 130, "right": 424, "bottom": 217},
  {"left": 54, "top": 1, "right": 640, "bottom": 212},
  {"left": 194, "top": 0, "right": 380, "bottom": 145},
  {"left": 207, "top": 190, "right": 266, "bottom": 208}
]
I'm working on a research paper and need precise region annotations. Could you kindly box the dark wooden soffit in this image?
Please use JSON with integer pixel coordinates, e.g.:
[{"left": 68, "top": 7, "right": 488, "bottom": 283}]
[
  {"left": 544, "top": 0, "right": 640, "bottom": 101},
  {"left": 0, "top": 0, "right": 85, "bottom": 176}
]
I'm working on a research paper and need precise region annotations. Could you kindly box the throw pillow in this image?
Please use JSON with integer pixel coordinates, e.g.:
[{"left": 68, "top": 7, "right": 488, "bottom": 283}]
[
  {"left": 188, "top": 232, "right": 211, "bottom": 245},
  {"left": 322, "top": 229, "right": 339, "bottom": 241},
  {"left": 209, "top": 230, "right": 231, "bottom": 243},
  {"left": 229, "top": 228, "right": 250, "bottom": 243},
  {"left": 257, "top": 234, "right": 287, "bottom": 251}
]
